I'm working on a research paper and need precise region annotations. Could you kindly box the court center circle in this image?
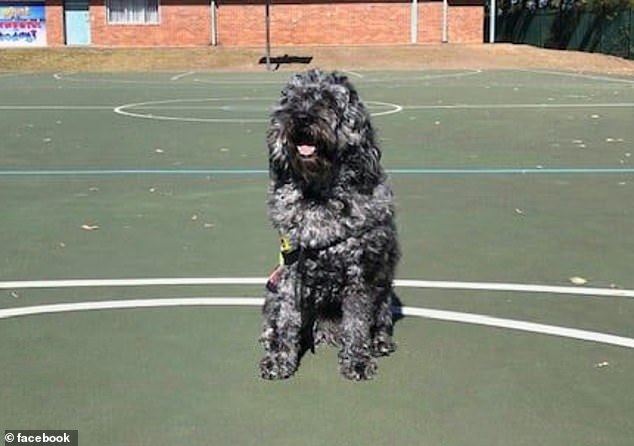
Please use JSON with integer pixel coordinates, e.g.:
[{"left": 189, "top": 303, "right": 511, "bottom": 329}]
[{"left": 113, "top": 98, "right": 403, "bottom": 123}]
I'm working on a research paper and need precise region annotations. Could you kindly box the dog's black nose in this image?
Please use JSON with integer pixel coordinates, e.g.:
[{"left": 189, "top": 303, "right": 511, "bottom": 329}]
[{"left": 295, "top": 112, "right": 310, "bottom": 123}]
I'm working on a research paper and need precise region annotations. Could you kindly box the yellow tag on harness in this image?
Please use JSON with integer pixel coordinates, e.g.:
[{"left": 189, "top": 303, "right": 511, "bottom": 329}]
[
  {"left": 279, "top": 236, "right": 291, "bottom": 266},
  {"left": 268, "top": 236, "right": 294, "bottom": 292},
  {"left": 267, "top": 235, "right": 302, "bottom": 292},
  {"left": 278, "top": 235, "right": 299, "bottom": 266},
  {"left": 280, "top": 236, "right": 293, "bottom": 253}
]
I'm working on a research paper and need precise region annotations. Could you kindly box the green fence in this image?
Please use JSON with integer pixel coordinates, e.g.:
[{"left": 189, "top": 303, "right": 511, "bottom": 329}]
[{"left": 492, "top": 7, "right": 633, "bottom": 59}]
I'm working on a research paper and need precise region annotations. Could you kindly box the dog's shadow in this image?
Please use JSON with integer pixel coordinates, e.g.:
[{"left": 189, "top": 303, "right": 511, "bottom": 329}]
[
  {"left": 391, "top": 292, "right": 406, "bottom": 324},
  {"left": 298, "top": 291, "right": 406, "bottom": 362}
]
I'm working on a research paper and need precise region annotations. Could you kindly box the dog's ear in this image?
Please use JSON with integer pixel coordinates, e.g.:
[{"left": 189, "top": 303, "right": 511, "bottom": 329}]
[
  {"left": 327, "top": 83, "right": 350, "bottom": 111},
  {"left": 339, "top": 95, "right": 384, "bottom": 190},
  {"left": 267, "top": 120, "right": 291, "bottom": 184}
]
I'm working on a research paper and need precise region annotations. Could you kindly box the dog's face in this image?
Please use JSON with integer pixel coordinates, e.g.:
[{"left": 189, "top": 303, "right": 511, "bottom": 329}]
[{"left": 267, "top": 70, "right": 382, "bottom": 196}]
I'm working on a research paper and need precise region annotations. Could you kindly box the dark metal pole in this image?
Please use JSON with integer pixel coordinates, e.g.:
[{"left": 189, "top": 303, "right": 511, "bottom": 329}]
[{"left": 265, "top": 0, "right": 271, "bottom": 71}]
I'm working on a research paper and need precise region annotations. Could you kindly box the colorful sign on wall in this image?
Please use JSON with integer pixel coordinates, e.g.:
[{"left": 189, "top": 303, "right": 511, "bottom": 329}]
[{"left": 0, "top": 2, "right": 47, "bottom": 47}]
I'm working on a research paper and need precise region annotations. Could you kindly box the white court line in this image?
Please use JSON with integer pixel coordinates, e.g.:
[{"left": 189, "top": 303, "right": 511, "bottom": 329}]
[
  {"left": 192, "top": 71, "right": 482, "bottom": 85},
  {"left": 113, "top": 98, "right": 403, "bottom": 123},
  {"left": 403, "top": 103, "right": 634, "bottom": 110},
  {"left": 397, "top": 279, "right": 634, "bottom": 298},
  {"left": 0, "top": 105, "right": 112, "bottom": 110},
  {"left": 342, "top": 70, "right": 364, "bottom": 78},
  {"left": 49, "top": 69, "right": 634, "bottom": 87},
  {"left": 113, "top": 98, "right": 266, "bottom": 123},
  {"left": 1, "top": 277, "right": 633, "bottom": 299},
  {"left": 357, "top": 70, "right": 483, "bottom": 83},
  {"left": 53, "top": 72, "right": 177, "bottom": 85},
  {"left": 0, "top": 298, "right": 633, "bottom": 350},
  {"left": 2, "top": 102, "right": 631, "bottom": 113},
  {"left": 53, "top": 70, "right": 482, "bottom": 86},
  {"left": 0, "top": 277, "right": 266, "bottom": 289},
  {"left": 170, "top": 71, "right": 195, "bottom": 81},
  {"left": 518, "top": 69, "right": 634, "bottom": 85}
]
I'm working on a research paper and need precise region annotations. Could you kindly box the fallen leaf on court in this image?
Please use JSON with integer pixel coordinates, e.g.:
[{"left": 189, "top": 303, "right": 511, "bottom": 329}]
[
  {"left": 81, "top": 224, "right": 100, "bottom": 231},
  {"left": 569, "top": 276, "right": 588, "bottom": 285},
  {"left": 594, "top": 361, "right": 609, "bottom": 368}
]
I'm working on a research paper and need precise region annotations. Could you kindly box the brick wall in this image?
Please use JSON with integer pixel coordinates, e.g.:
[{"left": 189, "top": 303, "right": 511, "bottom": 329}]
[
  {"left": 418, "top": 2, "right": 443, "bottom": 43},
  {"left": 219, "top": 2, "right": 411, "bottom": 46},
  {"left": 219, "top": 0, "right": 482, "bottom": 46},
  {"left": 40, "top": 0, "right": 483, "bottom": 47},
  {"left": 45, "top": 0, "right": 64, "bottom": 46},
  {"left": 418, "top": 2, "right": 484, "bottom": 44},
  {"left": 448, "top": 5, "right": 483, "bottom": 44},
  {"left": 91, "top": 0, "right": 212, "bottom": 46},
  {"left": 217, "top": 4, "right": 264, "bottom": 46}
]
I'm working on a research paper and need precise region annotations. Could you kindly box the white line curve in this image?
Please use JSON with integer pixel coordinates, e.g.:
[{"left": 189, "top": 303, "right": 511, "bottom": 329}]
[
  {"left": 1, "top": 298, "right": 633, "bottom": 350},
  {"left": 1, "top": 277, "right": 633, "bottom": 299}
]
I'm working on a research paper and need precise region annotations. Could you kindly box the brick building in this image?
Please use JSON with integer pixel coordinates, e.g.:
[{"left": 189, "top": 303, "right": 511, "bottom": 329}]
[{"left": 0, "top": 0, "right": 484, "bottom": 47}]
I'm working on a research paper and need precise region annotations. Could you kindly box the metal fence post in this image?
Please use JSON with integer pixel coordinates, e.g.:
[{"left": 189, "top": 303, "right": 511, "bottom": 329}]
[
  {"left": 411, "top": 0, "right": 418, "bottom": 44},
  {"left": 489, "top": 0, "right": 497, "bottom": 43},
  {"left": 630, "top": 6, "right": 633, "bottom": 59}
]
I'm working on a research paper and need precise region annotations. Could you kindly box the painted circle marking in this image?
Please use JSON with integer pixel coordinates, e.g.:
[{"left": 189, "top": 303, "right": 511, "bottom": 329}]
[
  {"left": 113, "top": 98, "right": 403, "bottom": 123},
  {"left": 1, "top": 277, "right": 633, "bottom": 350},
  {"left": 1, "top": 298, "right": 633, "bottom": 350}
]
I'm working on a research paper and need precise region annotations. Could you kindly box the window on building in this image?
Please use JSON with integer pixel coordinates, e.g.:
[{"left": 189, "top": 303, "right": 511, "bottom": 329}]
[{"left": 107, "top": 0, "right": 159, "bottom": 24}]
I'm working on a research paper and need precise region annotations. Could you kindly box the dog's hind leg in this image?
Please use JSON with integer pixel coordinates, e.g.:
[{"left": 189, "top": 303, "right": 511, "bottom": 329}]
[
  {"left": 259, "top": 289, "right": 303, "bottom": 380},
  {"left": 371, "top": 286, "right": 397, "bottom": 357},
  {"left": 338, "top": 284, "right": 378, "bottom": 380}
]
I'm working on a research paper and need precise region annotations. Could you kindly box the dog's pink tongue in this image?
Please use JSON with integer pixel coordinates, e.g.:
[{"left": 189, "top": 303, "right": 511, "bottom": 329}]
[{"left": 297, "top": 145, "right": 316, "bottom": 156}]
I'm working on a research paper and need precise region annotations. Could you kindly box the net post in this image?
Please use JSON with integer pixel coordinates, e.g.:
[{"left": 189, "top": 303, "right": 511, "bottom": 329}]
[{"left": 265, "top": 0, "right": 272, "bottom": 71}]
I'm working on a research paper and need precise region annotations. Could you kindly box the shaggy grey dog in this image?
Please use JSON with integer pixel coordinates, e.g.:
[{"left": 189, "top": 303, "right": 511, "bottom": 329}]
[{"left": 260, "top": 69, "right": 399, "bottom": 380}]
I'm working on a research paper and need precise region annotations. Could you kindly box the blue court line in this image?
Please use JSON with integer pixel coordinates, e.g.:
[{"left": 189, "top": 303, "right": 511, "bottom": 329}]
[
  {"left": 0, "top": 167, "right": 633, "bottom": 177},
  {"left": 390, "top": 167, "right": 634, "bottom": 175},
  {"left": 0, "top": 169, "right": 268, "bottom": 176}
]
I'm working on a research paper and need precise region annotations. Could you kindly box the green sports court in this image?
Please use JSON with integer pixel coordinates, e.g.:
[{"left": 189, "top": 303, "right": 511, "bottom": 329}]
[{"left": 1, "top": 68, "right": 633, "bottom": 445}]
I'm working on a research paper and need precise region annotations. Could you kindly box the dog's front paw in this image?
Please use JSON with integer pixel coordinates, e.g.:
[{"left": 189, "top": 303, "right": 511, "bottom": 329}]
[
  {"left": 259, "top": 354, "right": 298, "bottom": 380},
  {"left": 339, "top": 355, "right": 377, "bottom": 381},
  {"left": 372, "top": 335, "right": 396, "bottom": 357}
]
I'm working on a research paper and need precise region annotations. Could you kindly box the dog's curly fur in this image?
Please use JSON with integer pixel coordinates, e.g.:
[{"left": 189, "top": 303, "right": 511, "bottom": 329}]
[{"left": 259, "top": 69, "right": 399, "bottom": 380}]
